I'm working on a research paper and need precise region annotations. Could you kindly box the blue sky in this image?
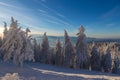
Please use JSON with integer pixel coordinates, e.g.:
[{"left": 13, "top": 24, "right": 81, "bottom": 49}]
[{"left": 0, "top": 0, "right": 120, "bottom": 38}]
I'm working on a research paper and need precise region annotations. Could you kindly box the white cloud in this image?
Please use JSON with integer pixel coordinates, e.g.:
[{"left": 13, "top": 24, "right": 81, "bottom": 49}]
[
  {"left": 56, "top": 13, "right": 66, "bottom": 18},
  {"left": 38, "top": 11, "right": 74, "bottom": 28},
  {"left": 0, "top": 1, "right": 24, "bottom": 10},
  {"left": 36, "top": 0, "right": 74, "bottom": 28},
  {"left": 38, "top": 9, "right": 47, "bottom": 13},
  {"left": 0, "top": 2, "right": 15, "bottom": 7},
  {"left": 100, "top": 6, "right": 120, "bottom": 19},
  {"left": 41, "top": 0, "right": 46, "bottom": 2}
]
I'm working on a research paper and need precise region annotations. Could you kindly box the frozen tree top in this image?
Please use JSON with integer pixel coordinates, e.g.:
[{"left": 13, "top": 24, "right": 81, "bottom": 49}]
[
  {"left": 26, "top": 28, "right": 31, "bottom": 33},
  {"left": 3, "top": 22, "right": 7, "bottom": 28},
  {"left": 42, "top": 32, "right": 48, "bottom": 41},
  {"left": 44, "top": 32, "right": 46, "bottom": 36},
  {"left": 64, "top": 30, "right": 70, "bottom": 44},
  {"left": 77, "top": 25, "right": 85, "bottom": 35},
  {"left": 11, "top": 17, "right": 14, "bottom": 23},
  {"left": 43, "top": 32, "right": 47, "bottom": 38}
]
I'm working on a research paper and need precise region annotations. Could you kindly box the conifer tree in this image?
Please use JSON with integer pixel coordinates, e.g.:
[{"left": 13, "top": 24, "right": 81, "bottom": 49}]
[
  {"left": 90, "top": 42, "right": 101, "bottom": 71},
  {"left": 1, "top": 17, "right": 35, "bottom": 67},
  {"left": 40, "top": 32, "right": 51, "bottom": 64},
  {"left": 62, "top": 30, "right": 76, "bottom": 68},
  {"left": 0, "top": 37, "right": 2, "bottom": 47},
  {"left": 103, "top": 46, "right": 112, "bottom": 72},
  {"left": 112, "top": 47, "right": 120, "bottom": 74},
  {"left": 61, "top": 42, "right": 65, "bottom": 65},
  {"left": 0, "top": 37, "right": 2, "bottom": 59},
  {"left": 50, "top": 47, "right": 54, "bottom": 65},
  {"left": 112, "top": 55, "right": 120, "bottom": 74},
  {"left": 33, "top": 38, "right": 40, "bottom": 62},
  {"left": 76, "top": 25, "right": 90, "bottom": 69},
  {"left": 3, "top": 22, "right": 8, "bottom": 39},
  {"left": 54, "top": 38, "right": 62, "bottom": 65}
]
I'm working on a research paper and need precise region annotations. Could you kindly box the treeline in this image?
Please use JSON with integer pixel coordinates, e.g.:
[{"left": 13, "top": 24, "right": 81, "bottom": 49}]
[{"left": 0, "top": 17, "right": 120, "bottom": 74}]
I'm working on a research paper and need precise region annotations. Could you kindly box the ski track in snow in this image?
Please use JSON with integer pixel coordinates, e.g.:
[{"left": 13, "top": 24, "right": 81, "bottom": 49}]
[{"left": 0, "top": 61, "right": 120, "bottom": 80}]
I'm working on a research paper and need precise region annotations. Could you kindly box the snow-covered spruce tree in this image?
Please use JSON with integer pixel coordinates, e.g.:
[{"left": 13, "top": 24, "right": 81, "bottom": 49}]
[
  {"left": 90, "top": 42, "right": 101, "bottom": 71},
  {"left": 1, "top": 17, "right": 34, "bottom": 67},
  {"left": 62, "top": 30, "right": 76, "bottom": 68},
  {"left": 76, "top": 25, "right": 90, "bottom": 69},
  {"left": 112, "top": 55, "right": 120, "bottom": 74},
  {"left": 3, "top": 22, "right": 8, "bottom": 40},
  {"left": 60, "top": 42, "right": 65, "bottom": 65},
  {"left": 0, "top": 22, "right": 8, "bottom": 60},
  {"left": 54, "top": 38, "right": 62, "bottom": 65},
  {"left": 0, "top": 37, "right": 2, "bottom": 47},
  {"left": 33, "top": 38, "right": 40, "bottom": 62},
  {"left": 40, "top": 32, "right": 51, "bottom": 64},
  {"left": 99, "top": 44, "right": 106, "bottom": 72},
  {"left": 112, "top": 56, "right": 120, "bottom": 74},
  {"left": 49, "top": 47, "right": 54, "bottom": 65},
  {"left": 0, "top": 36, "right": 2, "bottom": 59},
  {"left": 103, "top": 46, "right": 112, "bottom": 72}
]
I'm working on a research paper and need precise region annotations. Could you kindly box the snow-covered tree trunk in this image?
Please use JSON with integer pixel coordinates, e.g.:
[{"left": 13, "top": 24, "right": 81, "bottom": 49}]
[
  {"left": 62, "top": 30, "right": 76, "bottom": 68},
  {"left": 90, "top": 43, "right": 101, "bottom": 71},
  {"left": 103, "top": 46, "right": 112, "bottom": 72},
  {"left": 76, "top": 25, "right": 90, "bottom": 69},
  {"left": 54, "top": 38, "right": 62, "bottom": 66},
  {"left": 40, "top": 32, "right": 51, "bottom": 64},
  {"left": 1, "top": 17, "right": 35, "bottom": 67}
]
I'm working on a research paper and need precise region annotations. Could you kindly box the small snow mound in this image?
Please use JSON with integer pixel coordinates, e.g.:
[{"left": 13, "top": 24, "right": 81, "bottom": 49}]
[
  {"left": 0, "top": 73, "right": 36, "bottom": 80},
  {"left": 1, "top": 73, "right": 19, "bottom": 80}
]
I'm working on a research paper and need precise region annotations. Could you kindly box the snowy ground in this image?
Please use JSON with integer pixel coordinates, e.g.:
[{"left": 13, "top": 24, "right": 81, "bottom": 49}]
[{"left": 0, "top": 61, "right": 120, "bottom": 80}]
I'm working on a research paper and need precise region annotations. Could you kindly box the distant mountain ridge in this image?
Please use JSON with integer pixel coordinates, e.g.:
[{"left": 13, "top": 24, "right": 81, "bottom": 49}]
[{"left": 31, "top": 34, "right": 120, "bottom": 47}]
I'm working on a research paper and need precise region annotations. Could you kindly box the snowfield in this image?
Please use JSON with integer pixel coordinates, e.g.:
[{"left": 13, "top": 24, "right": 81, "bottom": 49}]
[{"left": 0, "top": 61, "right": 119, "bottom": 80}]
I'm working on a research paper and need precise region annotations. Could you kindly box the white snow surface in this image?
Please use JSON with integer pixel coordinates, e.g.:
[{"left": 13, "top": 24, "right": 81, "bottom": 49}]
[{"left": 0, "top": 61, "right": 120, "bottom": 80}]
